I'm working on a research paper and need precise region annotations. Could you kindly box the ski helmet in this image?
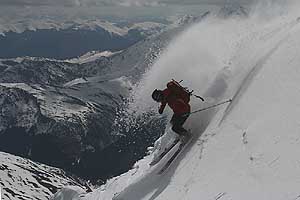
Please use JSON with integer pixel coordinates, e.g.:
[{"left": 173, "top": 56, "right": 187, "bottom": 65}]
[{"left": 152, "top": 89, "right": 163, "bottom": 102}]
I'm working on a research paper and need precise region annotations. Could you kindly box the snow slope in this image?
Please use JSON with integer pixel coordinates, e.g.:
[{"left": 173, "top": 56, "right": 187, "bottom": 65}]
[
  {"left": 0, "top": 152, "right": 88, "bottom": 200},
  {"left": 54, "top": 2, "right": 300, "bottom": 200}
]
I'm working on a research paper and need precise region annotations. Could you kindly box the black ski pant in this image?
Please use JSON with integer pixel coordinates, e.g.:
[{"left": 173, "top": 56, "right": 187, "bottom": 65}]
[{"left": 170, "top": 113, "right": 189, "bottom": 136}]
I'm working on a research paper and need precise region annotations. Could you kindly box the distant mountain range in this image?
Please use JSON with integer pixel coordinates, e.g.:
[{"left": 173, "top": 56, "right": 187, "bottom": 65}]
[{"left": 0, "top": 19, "right": 167, "bottom": 59}]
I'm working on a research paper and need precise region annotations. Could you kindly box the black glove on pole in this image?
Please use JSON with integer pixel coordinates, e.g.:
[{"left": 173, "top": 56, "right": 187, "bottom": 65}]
[{"left": 193, "top": 94, "right": 205, "bottom": 101}]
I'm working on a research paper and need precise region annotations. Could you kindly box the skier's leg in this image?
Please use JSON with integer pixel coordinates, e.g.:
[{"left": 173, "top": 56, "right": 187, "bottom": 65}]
[{"left": 171, "top": 114, "right": 189, "bottom": 137}]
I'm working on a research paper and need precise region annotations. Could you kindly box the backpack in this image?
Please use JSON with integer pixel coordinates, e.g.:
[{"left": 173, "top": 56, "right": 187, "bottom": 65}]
[{"left": 167, "top": 80, "right": 191, "bottom": 103}]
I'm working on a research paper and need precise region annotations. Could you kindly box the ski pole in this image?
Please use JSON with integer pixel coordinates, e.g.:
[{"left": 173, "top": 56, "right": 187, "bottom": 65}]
[
  {"left": 185, "top": 99, "right": 232, "bottom": 116},
  {"left": 172, "top": 79, "right": 205, "bottom": 101},
  {"left": 192, "top": 94, "right": 205, "bottom": 101}
]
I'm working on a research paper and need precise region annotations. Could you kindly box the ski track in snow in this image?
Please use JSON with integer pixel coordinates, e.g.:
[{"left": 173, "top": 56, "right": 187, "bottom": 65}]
[{"left": 220, "top": 18, "right": 300, "bottom": 125}]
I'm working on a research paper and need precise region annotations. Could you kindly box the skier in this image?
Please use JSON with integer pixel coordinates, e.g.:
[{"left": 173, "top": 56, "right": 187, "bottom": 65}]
[{"left": 152, "top": 80, "right": 192, "bottom": 140}]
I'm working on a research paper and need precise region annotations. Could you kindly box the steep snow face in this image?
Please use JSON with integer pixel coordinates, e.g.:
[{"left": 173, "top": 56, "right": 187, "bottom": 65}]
[
  {"left": 65, "top": 2, "right": 300, "bottom": 200},
  {"left": 0, "top": 152, "right": 87, "bottom": 200},
  {"left": 147, "top": 18, "right": 300, "bottom": 200}
]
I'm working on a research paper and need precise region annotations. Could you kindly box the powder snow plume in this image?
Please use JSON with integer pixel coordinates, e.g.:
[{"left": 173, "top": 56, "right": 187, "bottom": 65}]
[{"left": 128, "top": 0, "right": 300, "bottom": 119}]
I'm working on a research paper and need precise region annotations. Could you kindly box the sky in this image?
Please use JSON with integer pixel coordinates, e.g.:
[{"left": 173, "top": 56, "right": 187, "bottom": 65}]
[
  {"left": 0, "top": 0, "right": 254, "bottom": 27},
  {"left": 0, "top": 0, "right": 252, "bottom": 7}
]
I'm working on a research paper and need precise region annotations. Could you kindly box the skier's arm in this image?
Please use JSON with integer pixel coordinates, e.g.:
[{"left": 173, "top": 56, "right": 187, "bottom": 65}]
[
  {"left": 159, "top": 88, "right": 169, "bottom": 114},
  {"left": 159, "top": 102, "right": 166, "bottom": 114}
]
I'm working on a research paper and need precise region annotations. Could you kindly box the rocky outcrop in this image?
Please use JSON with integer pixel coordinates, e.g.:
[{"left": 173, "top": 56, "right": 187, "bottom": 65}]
[{"left": 218, "top": 4, "right": 248, "bottom": 18}]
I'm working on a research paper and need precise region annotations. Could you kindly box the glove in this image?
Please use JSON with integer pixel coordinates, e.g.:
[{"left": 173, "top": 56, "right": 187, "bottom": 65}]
[{"left": 194, "top": 95, "right": 205, "bottom": 101}]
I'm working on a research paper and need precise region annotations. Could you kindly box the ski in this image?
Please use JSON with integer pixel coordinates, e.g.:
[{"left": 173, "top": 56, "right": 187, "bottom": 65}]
[
  {"left": 149, "top": 138, "right": 180, "bottom": 166},
  {"left": 158, "top": 136, "right": 192, "bottom": 175}
]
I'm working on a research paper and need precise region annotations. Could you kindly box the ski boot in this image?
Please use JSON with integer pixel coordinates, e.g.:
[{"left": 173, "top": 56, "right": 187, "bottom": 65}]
[{"left": 178, "top": 129, "right": 192, "bottom": 143}]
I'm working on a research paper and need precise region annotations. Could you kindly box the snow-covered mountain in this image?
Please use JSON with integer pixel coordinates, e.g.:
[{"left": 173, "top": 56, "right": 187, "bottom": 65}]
[
  {"left": 0, "top": 12, "right": 209, "bottom": 187},
  {"left": 0, "top": 19, "right": 167, "bottom": 59},
  {"left": 0, "top": 151, "right": 88, "bottom": 200},
  {"left": 51, "top": 3, "right": 300, "bottom": 200},
  {"left": 0, "top": 19, "right": 166, "bottom": 37}
]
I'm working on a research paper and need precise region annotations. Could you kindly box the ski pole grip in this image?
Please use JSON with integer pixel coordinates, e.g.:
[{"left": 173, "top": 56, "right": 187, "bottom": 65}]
[{"left": 194, "top": 95, "right": 205, "bottom": 101}]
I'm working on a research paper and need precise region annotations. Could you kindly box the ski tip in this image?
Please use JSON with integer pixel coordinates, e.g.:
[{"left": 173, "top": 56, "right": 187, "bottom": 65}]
[{"left": 149, "top": 162, "right": 155, "bottom": 166}]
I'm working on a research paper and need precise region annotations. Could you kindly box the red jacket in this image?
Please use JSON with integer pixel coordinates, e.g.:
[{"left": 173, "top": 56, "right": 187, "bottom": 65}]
[{"left": 159, "top": 84, "right": 191, "bottom": 115}]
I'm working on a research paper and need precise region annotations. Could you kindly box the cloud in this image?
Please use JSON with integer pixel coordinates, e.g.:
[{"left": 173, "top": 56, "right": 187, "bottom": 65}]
[
  {"left": 0, "top": 0, "right": 78, "bottom": 6},
  {"left": 0, "top": 0, "right": 252, "bottom": 7}
]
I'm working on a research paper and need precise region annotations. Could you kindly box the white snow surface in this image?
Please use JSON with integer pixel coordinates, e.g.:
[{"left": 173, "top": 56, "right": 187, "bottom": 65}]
[
  {"left": 0, "top": 152, "right": 86, "bottom": 200},
  {"left": 63, "top": 78, "right": 89, "bottom": 87},
  {"left": 54, "top": 2, "right": 300, "bottom": 200},
  {"left": 50, "top": 186, "right": 86, "bottom": 200},
  {"left": 65, "top": 50, "right": 121, "bottom": 64}
]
